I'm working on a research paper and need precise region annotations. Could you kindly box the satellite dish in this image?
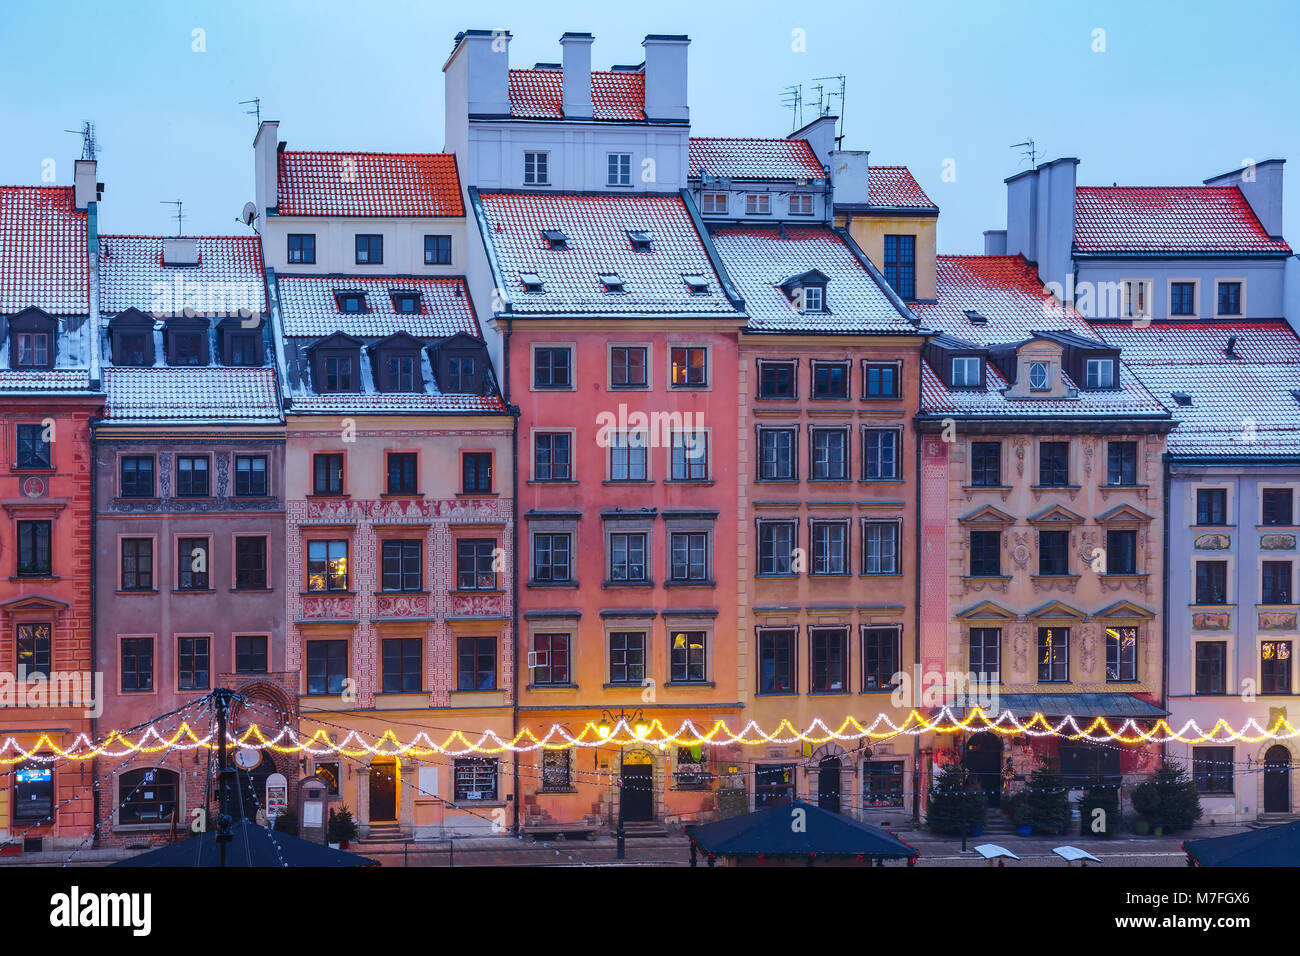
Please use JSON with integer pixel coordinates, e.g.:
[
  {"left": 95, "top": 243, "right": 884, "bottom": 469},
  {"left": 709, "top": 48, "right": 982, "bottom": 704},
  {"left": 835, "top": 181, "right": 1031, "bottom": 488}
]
[{"left": 241, "top": 201, "right": 257, "bottom": 226}]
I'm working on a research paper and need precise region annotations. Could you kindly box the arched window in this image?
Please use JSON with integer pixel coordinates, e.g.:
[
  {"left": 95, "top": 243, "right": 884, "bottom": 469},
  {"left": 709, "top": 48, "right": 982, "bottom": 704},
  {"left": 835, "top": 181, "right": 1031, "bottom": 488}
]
[{"left": 119, "top": 768, "right": 180, "bottom": 824}]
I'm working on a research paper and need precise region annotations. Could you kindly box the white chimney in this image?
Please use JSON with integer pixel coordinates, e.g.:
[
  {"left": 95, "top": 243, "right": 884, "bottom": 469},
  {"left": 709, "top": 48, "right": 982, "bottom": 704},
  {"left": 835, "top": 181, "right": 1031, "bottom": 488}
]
[
  {"left": 828, "top": 150, "right": 869, "bottom": 206},
  {"left": 73, "top": 159, "right": 100, "bottom": 210},
  {"left": 641, "top": 34, "right": 689, "bottom": 123},
  {"left": 163, "top": 238, "right": 200, "bottom": 266},
  {"left": 253, "top": 120, "right": 280, "bottom": 218},
  {"left": 1205, "top": 158, "right": 1286, "bottom": 239},
  {"left": 560, "top": 32, "right": 593, "bottom": 119},
  {"left": 445, "top": 30, "right": 511, "bottom": 118}
]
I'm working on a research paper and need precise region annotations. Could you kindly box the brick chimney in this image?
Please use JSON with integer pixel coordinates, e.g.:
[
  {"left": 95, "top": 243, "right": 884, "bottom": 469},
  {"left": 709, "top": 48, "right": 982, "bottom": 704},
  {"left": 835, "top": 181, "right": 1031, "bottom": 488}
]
[{"left": 560, "top": 32, "right": 593, "bottom": 119}]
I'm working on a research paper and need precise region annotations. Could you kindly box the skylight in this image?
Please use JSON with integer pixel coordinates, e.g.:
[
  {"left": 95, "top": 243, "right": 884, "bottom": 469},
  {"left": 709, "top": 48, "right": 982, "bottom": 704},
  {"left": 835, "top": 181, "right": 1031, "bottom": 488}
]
[
  {"left": 627, "top": 230, "right": 652, "bottom": 252},
  {"left": 683, "top": 275, "right": 710, "bottom": 294},
  {"left": 599, "top": 273, "right": 625, "bottom": 293},
  {"left": 541, "top": 229, "right": 569, "bottom": 250},
  {"left": 520, "top": 272, "right": 545, "bottom": 293},
  {"left": 963, "top": 310, "right": 988, "bottom": 325},
  {"left": 1172, "top": 392, "right": 1193, "bottom": 406}
]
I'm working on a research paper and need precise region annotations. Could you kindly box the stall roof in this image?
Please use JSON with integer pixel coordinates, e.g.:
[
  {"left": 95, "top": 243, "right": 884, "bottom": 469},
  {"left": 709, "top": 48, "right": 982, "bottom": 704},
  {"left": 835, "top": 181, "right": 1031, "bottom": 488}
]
[{"left": 687, "top": 799, "right": 918, "bottom": 860}]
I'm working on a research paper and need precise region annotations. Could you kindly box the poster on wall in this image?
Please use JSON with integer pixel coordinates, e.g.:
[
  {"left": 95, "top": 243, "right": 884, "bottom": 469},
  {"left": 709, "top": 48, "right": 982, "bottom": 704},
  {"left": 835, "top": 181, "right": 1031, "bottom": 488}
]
[{"left": 265, "top": 773, "right": 288, "bottom": 821}]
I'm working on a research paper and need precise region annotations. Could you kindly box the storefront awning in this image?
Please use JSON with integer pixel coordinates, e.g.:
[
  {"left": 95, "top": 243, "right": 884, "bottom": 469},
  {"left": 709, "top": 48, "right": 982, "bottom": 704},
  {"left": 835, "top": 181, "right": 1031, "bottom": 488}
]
[{"left": 936, "top": 693, "right": 1168, "bottom": 721}]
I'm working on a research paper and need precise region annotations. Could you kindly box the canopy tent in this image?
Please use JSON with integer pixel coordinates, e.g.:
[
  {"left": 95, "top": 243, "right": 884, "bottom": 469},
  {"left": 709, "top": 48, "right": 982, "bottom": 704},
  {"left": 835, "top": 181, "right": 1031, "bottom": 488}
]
[
  {"left": 686, "top": 799, "right": 918, "bottom": 866},
  {"left": 111, "top": 818, "right": 379, "bottom": 868},
  {"left": 1184, "top": 820, "right": 1300, "bottom": 867}
]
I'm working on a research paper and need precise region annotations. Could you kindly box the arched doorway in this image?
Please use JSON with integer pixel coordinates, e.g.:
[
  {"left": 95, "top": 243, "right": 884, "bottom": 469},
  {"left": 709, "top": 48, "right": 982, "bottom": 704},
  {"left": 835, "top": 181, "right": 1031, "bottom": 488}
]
[
  {"left": 620, "top": 751, "right": 654, "bottom": 822},
  {"left": 818, "top": 756, "right": 842, "bottom": 814},
  {"left": 1264, "top": 745, "right": 1291, "bottom": 814},
  {"left": 220, "top": 748, "right": 276, "bottom": 820},
  {"left": 369, "top": 758, "right": 398, "bottom": 823},
  {"left": 964, "top": 732, "right": 1003, "bottom": 808}
]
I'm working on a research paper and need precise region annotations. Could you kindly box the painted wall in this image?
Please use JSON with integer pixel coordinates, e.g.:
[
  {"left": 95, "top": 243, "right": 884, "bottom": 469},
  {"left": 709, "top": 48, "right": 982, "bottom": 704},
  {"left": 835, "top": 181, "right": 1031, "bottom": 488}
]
[
  {"left": 1076, "top": 258, "right": 1286, "bottom": 321},
  {"left": 843, "top": 214, "right": 938, "bottom": 301}
]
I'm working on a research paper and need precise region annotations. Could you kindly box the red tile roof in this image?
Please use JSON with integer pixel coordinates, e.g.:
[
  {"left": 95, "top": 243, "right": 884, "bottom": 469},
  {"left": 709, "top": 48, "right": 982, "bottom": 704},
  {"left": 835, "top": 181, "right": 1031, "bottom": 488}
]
[
  {"left": 0, "top": 370, "right": 94, "bottom": 393},
  {"left": 867, "top": 166, "right": 937, "bottom": 210},
  {"left": 103, "top": 367, "right": 282, "bottom": 422},
  {"left": 1074, "top": 186, "right": 1291, "bottom": 255},
  {"left": 290, "top": 392, "right": 506, "bottom": 414},
  {"left": 277, "top": 152, "right": 464, "bottom": 217},
  {"left": 0, "top": 185, "right": 88, "bottom": 314},
  {"left": 276, "top": 275, "right": 480, "bottom": 338},
  {"left": 99, "top": 235, "right": 266, "bottom": 316},
  {"left": 688, "top": 138, "right": 825, "bottom": 180},
  {"left": 476, "top": 191, "right": 737, "bottom": 316},
  {"left": 508, "top": 69, "right": 646, "bottom": 121}
]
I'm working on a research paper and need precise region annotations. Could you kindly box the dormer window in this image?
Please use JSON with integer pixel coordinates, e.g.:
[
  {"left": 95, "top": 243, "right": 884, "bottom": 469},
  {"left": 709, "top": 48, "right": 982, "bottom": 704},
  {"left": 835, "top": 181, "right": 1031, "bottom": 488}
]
[
  {"left": 1029, "top": 361, "right": 1050, "bottom": 391},
  {"left": 109, "top": 309, "right": 156, "bottom": 367},
  {"left": 8, "top": 308, "right": 57, "bottom": 370},
  {"left": 1085, "top": 358, "right": 1115, "bottom": 389},
  {"left": 310, "top": 333, "right": 363, "bottom": 394},
  {"left": 541, "top": 230, "right": 569, "bottom": 251},
  {"left": 387, "top": 355, "right": 417, "bottom": 391},
  {"left": 779, "top": 270, "right": 830, "bottom": 314},
  {"left": 683, "top": 275, "right": 710, "bottom": 295},
  {"left": 219, "top": 318, "right": 263, "bottom": 367},
  {"left": 370, "top": 332, "right": 425, "bottom": 394},
  {"left": 1172, "top": 392, "right": 1193, "bottom": 407},
  {"left": 801, "top": 285, "right": 825, "bottom": 313},
  {"left": 335, "top": 291, "right": 368, "bottom": 314},
  {"left": 16, "top": 332, "right": 49, "bottom": 368},
  {"left": 627, "top": 231, "right": 652, "bottom": 252},
  {"left": 164, "top": 318, "right": 210, "bottom": 367},
  {"left": 430, "top": 334, "right": 489, "bottom": 396},
  {"left": 448, "top": 355, "right": 475, "bottom": 392},
  {"left": 599, "top": 273, "right": 625, "bottom": 294},
  {"left": 390, "top": 291, "right": 422, "bottom": 314},
  {"left": 951, "top": 356, "right": 982, "bottom": 387},
  {"left": 520, "top": 273, "right": 545, "bottom": 293},
  {"left": 325, "top": 356, "right": 354, "bottom": 391}
]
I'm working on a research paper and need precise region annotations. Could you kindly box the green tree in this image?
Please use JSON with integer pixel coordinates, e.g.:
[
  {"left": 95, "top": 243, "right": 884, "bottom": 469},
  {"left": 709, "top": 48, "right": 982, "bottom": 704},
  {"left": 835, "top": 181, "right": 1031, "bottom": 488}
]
[
  {"left": 1019, "top": 761, "right": 1072, "bottom": 835},
  {"left": 926, "top": 763, "right": 986, "bottom": 836},
  {"left": 1132, "top": 762, "right": 1203, "bottom": 830}
]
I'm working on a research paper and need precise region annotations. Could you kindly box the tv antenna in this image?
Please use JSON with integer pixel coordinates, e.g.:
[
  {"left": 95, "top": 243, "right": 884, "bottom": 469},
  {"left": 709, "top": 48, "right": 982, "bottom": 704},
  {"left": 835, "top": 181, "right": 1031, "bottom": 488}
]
[
  {"left": 813, "top": 74, "right": 846, "bottom": 147},
  {"left": 1011, "top": 137, "right": 1038, "bottom": 169},
  {"left": 65, "top": 121, "right": 98, "bottom": 161},
  {"left": 780, "top": 84, "right": 803, "bottom": 133},
  {"left": 239, "top": 97, "right": 261, "bottom": 125},
  {"left": 160, "top": 199, "right": 185, "bottom": 236}
]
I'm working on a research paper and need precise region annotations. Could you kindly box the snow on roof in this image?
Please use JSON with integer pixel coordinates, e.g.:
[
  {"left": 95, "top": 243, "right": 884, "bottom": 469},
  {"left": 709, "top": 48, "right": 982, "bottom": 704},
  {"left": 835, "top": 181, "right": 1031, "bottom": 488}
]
[
  {"left": 99, "top": 235, "right": 266, "bottom": 317},
  {"left": 688, "top": 138, "right": 825, "bottom": 181},
  {"left": 508, "top": 68, "right": 646, "bottom": 121},
  {"left": 276, "top": 275, "right": 480, "bottom": 338},
  {"left": 867, "top": 166, "right": 937, "bottom": 210},
  {"left": 103, "top": 367, "right": 282, "bottom": 423},
  {"left": 0, "top": 185, "right": 88, "bottom": 315},
  {"left": 1074, "top": 186, "right": 1291, "bottom": 255},
  {"left": 277, "top": 152, "right": 465, "bottom": 218}
]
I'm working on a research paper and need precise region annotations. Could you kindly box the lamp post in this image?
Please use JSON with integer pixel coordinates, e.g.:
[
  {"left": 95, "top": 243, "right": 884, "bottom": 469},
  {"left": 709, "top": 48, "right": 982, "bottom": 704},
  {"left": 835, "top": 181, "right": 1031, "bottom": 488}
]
[
  {"left": 213, "top": 688, "right": 236, "bottom": 867},
  {"left": 597, "top": 708, "right": 647, "bottom": 862}
]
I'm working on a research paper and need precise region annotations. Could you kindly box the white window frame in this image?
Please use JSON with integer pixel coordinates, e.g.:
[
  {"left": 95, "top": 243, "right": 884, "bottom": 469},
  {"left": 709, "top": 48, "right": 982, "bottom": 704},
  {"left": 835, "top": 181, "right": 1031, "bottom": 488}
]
[
  {"left": 951, "top": 356, "right": 981, "bottom": 387},
  {"left": 524, "top": 151, "right": 550, "bottom": 186},
  {"left": 745, "top": 193, "right": 771, "bottom": 216},
  {"left": 607, "top": 153, "right": 632, "bottom": 187}
]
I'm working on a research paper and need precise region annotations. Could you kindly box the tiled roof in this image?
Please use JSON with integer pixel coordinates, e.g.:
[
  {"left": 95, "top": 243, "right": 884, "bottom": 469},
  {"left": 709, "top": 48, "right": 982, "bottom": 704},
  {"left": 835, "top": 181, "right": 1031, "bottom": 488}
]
[
  {"left": 867, "top": 166, "right": 937, "bottom": 210},
  {"left": 688, "top": 138, "right": 825, "bottom": 180},
  {"left": 1074, "top": 186, "right": 1291, "bottom": 255},
  {"left": 0, "top": 370, "right": 94, "bottom": 393},
  {"left": 277, "top": 152, "right": 464, "bottom": 217},
  {"left": 508, "top": 68, "right": 646, "bottom": 121},
  {"left": 103, "top": 367, "right": 282, "bottom": 422},
  {"left": 476, "top": 191, "right": 738, "bottom": 316},
  {"left": 99, "top": 235, "right": 266, "bottom": 316},
  {"left": 918, "top": 358, "right": 1166, "bottom": 418},
  {"left": 0, "top": 186, "right": 88, "bottom": 314},
  {"left": 276, "top": 275, "right": 480, "bottom": 337},
  {"left": 709, "top": 226, "right": 917, "bottom": 333},
  {"left": 289, "top": 392, "right": 506, "bottom": 414},
  {"left": 1092, "top": 321, "right": 1300, "bottom": 456}
]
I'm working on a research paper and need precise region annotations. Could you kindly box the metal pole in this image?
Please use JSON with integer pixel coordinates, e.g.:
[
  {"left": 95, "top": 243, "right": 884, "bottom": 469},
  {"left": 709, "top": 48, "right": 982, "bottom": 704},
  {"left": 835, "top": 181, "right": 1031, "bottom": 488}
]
[{"left": 213, "top": 688, "right": 235, "bottom": 867}]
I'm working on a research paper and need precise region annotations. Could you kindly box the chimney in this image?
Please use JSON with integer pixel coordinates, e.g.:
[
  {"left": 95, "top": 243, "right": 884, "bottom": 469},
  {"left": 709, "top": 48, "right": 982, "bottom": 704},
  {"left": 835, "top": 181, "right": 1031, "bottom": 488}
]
[
  {"left": 253, "top": 120, "right": 281, "bottom": 219},
  {"left": 984, "top": 230, "right": 1007, "bottom": 255},
  {"left": 789, "top": 115, "right": 836, "bottom": 173},
  {"left": 641, "top": 34, "right": 689, "bottom": 123},
  {"left": 163, "top": 238, "right": 200, "bottom": 266},
  {"left": 560, "top": 32, "right": 593, "bottom": 119},
  {"left": 1003, "top": 156, "right": 1078, "bottom": 290},
  {"left": 73, "top": 159, "right": 100, "bottom": 210},
  {"left": 827, "top": 150, "right": 869, "bottom": 206},
  {"left": 1205, "top": 158, "right": 1286, "bottom": 239},
  {"left": 445, "top": 30, "right": 511, "bottom": 118}
]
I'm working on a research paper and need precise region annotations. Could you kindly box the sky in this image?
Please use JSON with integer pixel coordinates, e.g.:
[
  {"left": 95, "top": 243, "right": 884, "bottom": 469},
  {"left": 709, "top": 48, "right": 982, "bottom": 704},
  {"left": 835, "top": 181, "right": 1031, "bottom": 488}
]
[{"left": 3, "top": 0, "right": 1298, "bottom": 252}]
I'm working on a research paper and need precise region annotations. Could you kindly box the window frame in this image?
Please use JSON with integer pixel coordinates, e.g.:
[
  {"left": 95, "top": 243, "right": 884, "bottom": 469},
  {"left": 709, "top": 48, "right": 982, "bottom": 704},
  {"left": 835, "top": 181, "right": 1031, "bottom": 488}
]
[
  {"left": 354, "top": 233, "right": 384, "bottom": 265},
  {"left": 287, "top": 233, "right": 316, "bottom": 264},
  {"left": 423, "top": 234, "right": 452, "bottom": 265}
]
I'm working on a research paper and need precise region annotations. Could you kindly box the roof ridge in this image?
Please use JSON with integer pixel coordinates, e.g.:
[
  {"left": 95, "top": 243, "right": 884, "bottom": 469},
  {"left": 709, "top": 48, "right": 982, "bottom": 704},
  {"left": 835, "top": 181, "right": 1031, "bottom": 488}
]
[{"left": 281, "top": 149, "right": 456, "bottom": 158}]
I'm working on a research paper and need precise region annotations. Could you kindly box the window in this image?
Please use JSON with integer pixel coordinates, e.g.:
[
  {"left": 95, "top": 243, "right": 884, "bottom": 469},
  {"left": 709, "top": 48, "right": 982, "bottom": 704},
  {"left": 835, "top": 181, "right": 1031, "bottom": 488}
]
[
  {"left": 758, "top": 428, "right": 796, "bottom": 480},
  {"left": 1038, "top": 530, "right": 1070, "bottom": 575},
  {"left": 883, "top": 235, "right": 916, "bottom": 299},
  {"left": 1197, "top": 488, "right": 1227, "bottom": 525},
  {"left": 457, "top": 637, "right": 496, "bottom": 691},
  {"left": 1192, "top": 747, "right": 1234, "bottom": 794},
  {"left": 670, "top": 347, "right": 707, "bottom": 387},
  {"left": 758, "top": 521, "right": 796, "bottom": 575},
  {"left": 1106, "top": 529, "right": 1138, "bottom": 575},
  {"left": 533, "top": 347, "right": 572, "bottom": 388},
  {"left": 674, "top": 745, "right": 709, "bottom": 788},
  {"left": 863, "top": 363, "right": 900, "bottom": 399},
  {"left": 1106, "top": 441, "right": 1138, "bottom": 485},
  {"left": 1085, "top": 358, "right": 1115, "bottom": 389},
  {"left": 121, "top": 538, "right": 154, "bottom": 591},
  {"left": 424, "top": 234, "right": 452, "bottom": 265},
  {"left": 683, "top": 275, "right": 710, "bottom": 294},
  {"left": 177, "top": 537, "right": 209, "bottom": 590},
  {"left": 864, "top": 762, "right": 905, "bottom": 808},
  {"left": 811, "top": 428, "right": 848, "bottom": 480},
  {"left": 14, "top": 424, "right": 50, "bottom": 469},
  {"left": 951, "top": 356, "right": 981, "bottom": 387},
  {"left": 789, "top": 194, "right": 813, "bottom": 216},
  {"left": 969, "top": 628, "right": 1001, "bottom": 679},
  {"left": 607, "top": 152, "right": 632, "bottom": 186},
  {"left": 609, "top": 631, "right": 646, "bottom": 684},
  {"left": 119, "top": 768, "right": 179, "bottom": 825},
  {"left": 1123, "top": 280, "right": 1149, "bottom": 319},
  {"left": 811, "top": 521, "right": 848, "bottom": 576},
  {"left": 1217, "top": 281, "right": 1242, "bottom": 316},
  {"left": 1170, "top": 281, "right": 1196, "bottom": 316},
  {"left": 669, "top": 532, "right": 709, "bottom": 582},
  {"left": 457, "top": 538, "right": 498, "bottom": 591},
  {"left": 1195, "top": 561, "right": 1228, "bottom": 605},
  {"left": 609, "top": 432, "right": 648, "bottom": 481},
  {"left": 176, "top": 456, "right": 210, "bottom": 497},
  {"left": 862, "top": 627, "right": 900, "bottom": 691},
  {"left": 12, "top": 763, "right": 52, "bottom": 822},
  {"left": 758, "top": 629, "right": 796, "bottom": 694},
  {"left": 120, "top": 456, "right": 155, "bottom": 497},
  {"left": 755, "top": 764, "right": 795, "bottom": 807},
  {"left": 531, "top": 633, "right": 571, "bottom": 686},
  {"left": 862, "top": 521, "right": 899, "bottom": 575},
  {"left": 1037, "top": 627, "right": 1069, "bottom": 682},
  {"left": 534, "top": 433, "right": 571, "bottom": 481},
  {"left": 312, "top": 453, "right": 344, "bottom": 495},
  {"left": 863, "top": 429, "right": 899, "bottom": 480},
  {"left": 970, "top": 530, "right": 1001, "bottom": 576},
  {"left": 799, "top": 285, "right": 825, "bottom": 312},
  {"left": 386, "top": 353, "right": 418, "bottom": 389},
  {"left": 386, "top": 452, "right": 418, "bottom": 494},
  {"left": 1195, "top": 642, "right": 1226, "bottom": 695},
  {"left": 314, "top": 763, "right": 340, "bottom": 796},
  {"left": 1106, "top": 626, "right": 1137, "bottom": 682},
  {"left": 670, "top": 630, "right": 707, "bottom": 683},
  {"left": 1263, "top": 561, "right": 1293, "bottom": 605},
  {"left": 381, "top": 540, "right": 422, "bottom": 592},
  {"left": 16, "top": 623, "right": 50, "bottom": 679},
  {"left": 598, "top": 272, "right": 625, "bottom": 294},
  {"left": 541, "top": 749, "right": 572, "bottom": 790},
  {"left": 520, "top": 273, "right": 544, "bottom": 293},
  {"left": 758, "top": 360, "right": 796, "bottom": 398},
  {"left": 700, "top": 192, "right": 728, "bottom": 214},
  {"left": 610, "top": 346, "right": 647, "bottom": 388},
  {"left": 454, "top": 757, "right": 498, "bottom": 801},
  {"left": 671, "top": 430, "right": 709, "bottom": 480},
  {"left": 462, "top": 453, "right": 492, "bottom": 493},
  {"left": 1262, "top": 641, "right": 1292, "bottom": 694},
  {"left": 306, "top": 640, "right": 348, "bottom": 695},
  {"left": 382, "top": 638, "right": 422, "bottom": 694},
  {"left": 121, "top": 636, "right": 154, "bottom": 692},
  {"left": 532, "top": 532, "right": 572, "bottom": 584},
  {"left": 608, "top": 532, "right": 646, "bottom": 583},
  {"left": 1263, "top": 489, "right": 1294, "bottom": 526},
  {"left": 970, "top": 442, "right": 1001, "bottom": 487},
  {"left": 811, "top": 362, "right": 848, "bottom": 399},
  {"left": 323, "top": 354, "right": 355, "bottom": 390},
  {"left": 446, "top": 355, "right": 475, "bottom": 393},
  {"left": 810, "top": 627, "right": 848, "bottom": 693},
  {"left": 1028, "top": 361, "right": 1050, "bottom": 391},
  {"left": 745, "top": 193, "right": 771, "bottom": 216},
  {"left": 17, "top": 521, "right": 51, "bottom": 576},
  {"left": 236, "top": 635, "right": 268, "bottom": 674},
  {"left": 524, "top": 151, "right": 549, "bottom": 185},
  {"left": 114, "top": 330, "right": 150, "bottom": 366},
  {"left": 354, "top": 234, "right": 383, "bottom": 264},
  {"left": 235, "top": 537, "right": 268, "bottom": 589},
  {"left": 234, "top": 455, "right": 268, "bottom": 497},
  {"left": 287, "top": 234, "right": 316, "bottom": 264},
  {"left": 15, "top": 332, "right": 50, "bottom": 368},
  {"left": 626, "top": 230, "right": 652, "bottom": 252},
  {"left": 1038, "top": 442, "right": 1069, "bottom": 486},
  {"left": 307, "top": 540, "right": 348, "bottom": 592},
  {"left": 336, "top": 294, "right": 366, "bottom": 315},
  {"left": 178, "top": 636, "right": 210, "bottom": 691}
]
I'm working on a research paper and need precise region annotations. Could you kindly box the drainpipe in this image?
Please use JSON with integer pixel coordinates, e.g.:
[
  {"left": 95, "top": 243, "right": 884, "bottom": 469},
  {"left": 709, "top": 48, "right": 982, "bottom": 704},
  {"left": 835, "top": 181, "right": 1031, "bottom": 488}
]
[
  {"left": 87, "top": 200, "right": 101, "bottom": 847},
  {"left": 505, "top": 315, "right": 520, "bottom": 835},
  {"left": 912, "top": 396, "right": 923, "bottom": 829},
  {"left": 1161, "top": 452, "right": 1171, "bottom": 770}
]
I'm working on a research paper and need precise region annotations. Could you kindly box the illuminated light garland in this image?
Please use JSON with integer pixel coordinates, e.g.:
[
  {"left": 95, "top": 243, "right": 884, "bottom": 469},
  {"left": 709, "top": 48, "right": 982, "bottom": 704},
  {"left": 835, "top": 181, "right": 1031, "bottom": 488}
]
[{"left": 3, "top": 708, "right": 1300, "bottom": 762}]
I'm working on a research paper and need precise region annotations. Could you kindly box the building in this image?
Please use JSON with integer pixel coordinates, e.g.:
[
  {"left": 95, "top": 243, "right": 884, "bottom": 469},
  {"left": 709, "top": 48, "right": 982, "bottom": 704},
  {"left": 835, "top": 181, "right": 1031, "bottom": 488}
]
[{"left": 836, "top": 160, "right": 940, "bottom": 304}]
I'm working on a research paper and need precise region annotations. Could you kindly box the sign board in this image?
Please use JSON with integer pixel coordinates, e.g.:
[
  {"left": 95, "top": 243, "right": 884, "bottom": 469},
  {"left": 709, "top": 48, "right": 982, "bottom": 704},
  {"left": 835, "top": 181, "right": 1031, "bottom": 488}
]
[
  {"left": 303, "top": 802, "right": 323, "bottom": 828},
  {"left": 417, "top": 766, "right": 438, "bottom": 798},
  {"left": 265, "top": 772, "right": 288, "bottom": 820}
]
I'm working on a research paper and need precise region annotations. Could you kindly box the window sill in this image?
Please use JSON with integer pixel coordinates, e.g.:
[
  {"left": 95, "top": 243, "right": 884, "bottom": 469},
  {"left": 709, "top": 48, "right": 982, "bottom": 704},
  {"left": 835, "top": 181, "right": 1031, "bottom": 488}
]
[
  {"left": 860, "top": 688, "right": 900, "bottom": 694},
  {"left": 374, "top": 590, "right": 430, "bottom": 597},
  {"left": 602, "top": 480, "right": 654, "bottom": 486},
  {"left": 755, "top": 690, "right": 799, "bottom": 697},
  {"left": 449, "top": 688, "right": 500, "bottom": 696},
  {"left": 301, "top": 590, "right": 356, "bottom": 597},
  {"left": 809, "top": 690, "right": 851, "bottom": 696},
  {"left": 172, "top": 588, "right": 216, "bottom": 594},
  {"left": 860, "top": 572, "right": 903, "bottom": 578},
  {"left": 1257, "top": 525, "right": 1300, "bottom": 532},
  {"left": 11, "top": 467, "right": 54, "bottom": 474},
  {"left": 665, "top": 681, "right": 715, "bottom": 688},
  {"left": 526, "top": 581, "right": 578, "bottom": 589},
  {"left": 111, "top": 824, "right": 175, "bottom": 833},
  {"left": 527, "top": 480, "right": 579, "bottom": 486},
  {"left": 231, "top": 495, "right": 273, "bottom": 502},
  {"left": 1030, "top": 485, "right": 1081, "bottom": 493},
  {"left": 116, "top": 589, "right": 158, "bottom": 595},
  {"left": 173, "top": 495, "right": 216, "bottom": 502},
  {"left": 232, "top": 587, "right": 274, "bottom": 594},
  {"left": 115, "top": 497, "right": 161, "bottom": 504},
  {"left": 306, "top": 494, "right": 351, "bottom": 500},
  {"left": 664, "top": 479, "right": 714, "bottom": 486},
  {"left": 456, "top": 492, "right": 499, "bottom": 498},
  {"left": 1099, "top": 484, "right": 1148, "bottom": 492},
  {"left": 963, "top": 485, "right": 1014, "bottom": 493},
  {"left": 754, "top": 478, "right": 801, "bottom": 484},
  {"left": 12, "top": 575, "right": 58, "bottom": 582},
  {"left": 449, "top": 589, "right": 506, "bottom": 596},
  {"left": 603, "top": 580, "right": 654, "bottom": 588},
  {"left": 810, "top": 573, "right": 853, "bottom": 579},
  {"left": 603, "top": 682, "right": 648, "bottom": 690},
  {"left": 860, "top": 477, "right": 904, "bottom": 483},
  {"left": 664, "top": 580, "right": 716, "bottom": 588},
  {"left": 963, "top": 574, "right": 1011, "bottom": 582},
  {"left": 755, "top": 572, "right": 799, "bottom": 579},
  {"left": 379, "top": 492, "right": 422, "bottom": 499},
  {"left": 525, "top": 683, "right": 578, "bottom": 691},
  {"left": 1029, "top": 574, "right": 1082, "bottom": 581},
  {"left": 1101, "top": 573, "right": 1147, "bottom": 580}
]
